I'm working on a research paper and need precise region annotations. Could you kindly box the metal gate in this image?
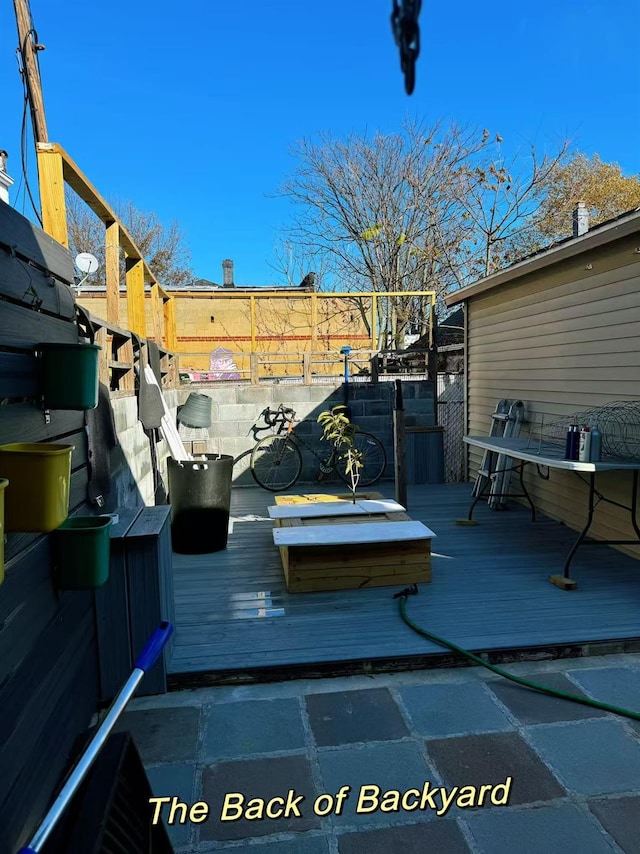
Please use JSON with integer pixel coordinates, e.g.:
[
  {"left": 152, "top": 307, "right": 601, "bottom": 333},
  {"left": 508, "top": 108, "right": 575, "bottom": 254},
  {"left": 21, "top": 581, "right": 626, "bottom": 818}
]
[{"left": 437, "top": 373, "right": 465, "bottom": 482}]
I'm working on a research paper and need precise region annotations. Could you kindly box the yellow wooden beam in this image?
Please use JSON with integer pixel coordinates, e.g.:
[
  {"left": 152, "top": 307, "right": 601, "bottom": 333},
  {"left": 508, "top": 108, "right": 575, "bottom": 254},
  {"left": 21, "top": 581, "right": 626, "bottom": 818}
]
[
  {"left": 37, "top": 142, "right": 159, "bottom": 283},
  {"left": 168, "top": 289, "right": 436, "bottom": 299},
  {"left": 125, "top": 257, "right": 145, "bottom": 337},
  {"left": 163, "top": 297, "right": 177, "bottom": 351},
  {"left": 150, "top": 283, "right": 163, "bottom": 344},
  {"left": 105, "top": 220, "right": 120, "bottom": 326},
  {"left": 36, "top": 148, "right": 68, "bottom": 246},
  {"left": 250, "top": 295, "right": 256, "bottom": 351},
  {"left": 371, "top": 294, "right": 377, "bottom": 349},
  {"left": 311, "top": 293, "right": 318, "bottom": 352}
]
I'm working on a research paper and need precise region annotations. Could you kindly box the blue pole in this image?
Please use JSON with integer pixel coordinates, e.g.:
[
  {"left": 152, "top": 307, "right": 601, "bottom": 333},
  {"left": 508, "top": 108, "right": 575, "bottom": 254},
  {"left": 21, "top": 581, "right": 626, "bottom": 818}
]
[
  {"left": 19, "top": 622, "right": 174, "bottom": 854},
  {"left": 340, "top": 346, "right": 352, "bottom": 410}
]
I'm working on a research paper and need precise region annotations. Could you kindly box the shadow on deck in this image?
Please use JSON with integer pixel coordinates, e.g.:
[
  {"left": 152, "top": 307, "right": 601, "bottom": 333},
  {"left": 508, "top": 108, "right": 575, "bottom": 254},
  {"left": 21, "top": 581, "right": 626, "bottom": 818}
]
[{"left": 168, "top": 483, "right": 640, "bottom": 687}]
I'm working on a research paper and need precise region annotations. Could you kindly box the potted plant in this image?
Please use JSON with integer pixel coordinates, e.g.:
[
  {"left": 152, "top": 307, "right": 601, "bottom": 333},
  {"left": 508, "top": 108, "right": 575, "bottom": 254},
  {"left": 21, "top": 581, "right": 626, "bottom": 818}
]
[{"left": 317, "top": 405, "right": 364, "bottom": 503}]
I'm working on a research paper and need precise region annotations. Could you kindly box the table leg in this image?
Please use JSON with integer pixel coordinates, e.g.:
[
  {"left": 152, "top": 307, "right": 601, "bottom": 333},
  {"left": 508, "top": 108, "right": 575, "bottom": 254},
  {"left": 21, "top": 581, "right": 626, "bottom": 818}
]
[
  {"left": 550, "top": 473, "right": 597, "bottom": 590},
  {"left": 468, "top": 470, "right": 492, "bottom": 521},
  {"left": 519, "top": 462, "right": 536, "bottom": 522}
]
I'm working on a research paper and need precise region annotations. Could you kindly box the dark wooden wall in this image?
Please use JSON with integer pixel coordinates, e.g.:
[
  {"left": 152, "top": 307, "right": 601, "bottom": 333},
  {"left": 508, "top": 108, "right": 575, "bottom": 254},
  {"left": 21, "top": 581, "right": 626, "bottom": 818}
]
[{"left": 0, "top": 204, "right": 99, "bottom": 853}]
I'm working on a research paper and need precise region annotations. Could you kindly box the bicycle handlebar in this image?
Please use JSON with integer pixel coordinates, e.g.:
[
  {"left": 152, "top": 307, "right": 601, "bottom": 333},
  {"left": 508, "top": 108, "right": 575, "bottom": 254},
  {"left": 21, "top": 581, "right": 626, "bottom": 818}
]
[{"left": 262, "top": 405, "right": 296, "bottom": 427}]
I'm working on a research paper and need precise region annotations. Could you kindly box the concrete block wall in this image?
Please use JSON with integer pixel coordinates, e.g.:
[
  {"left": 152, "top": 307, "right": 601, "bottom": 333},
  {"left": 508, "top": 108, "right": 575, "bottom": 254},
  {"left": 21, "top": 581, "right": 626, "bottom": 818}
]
[
  {"left": 178, "top": 380, "right": 435, "bottom": 486},
  {"left": 111, "top": 389, "right": 177, "bottom": 506}
]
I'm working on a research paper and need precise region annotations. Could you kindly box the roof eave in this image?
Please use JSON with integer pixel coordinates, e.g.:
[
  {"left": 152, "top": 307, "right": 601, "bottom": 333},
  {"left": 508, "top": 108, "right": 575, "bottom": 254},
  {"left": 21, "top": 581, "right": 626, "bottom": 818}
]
[{"left": 444, "top": 210, "right": 640, "bottom": 307}]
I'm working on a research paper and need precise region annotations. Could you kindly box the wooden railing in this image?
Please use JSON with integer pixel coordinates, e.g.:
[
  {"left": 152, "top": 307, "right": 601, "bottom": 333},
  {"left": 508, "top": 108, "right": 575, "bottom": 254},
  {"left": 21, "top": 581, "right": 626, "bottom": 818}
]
[
  {"left": 36, "top": 142, "right": 177, "bottom": 349},
  {"left": 77, "top": 311, "right": 178, "bottom": 395},
  {"left": 37, "top": 142, "right": 436, "bottom": 374},
  {"left": 176, "top": 348, "right": 435, "bottom": 386}
]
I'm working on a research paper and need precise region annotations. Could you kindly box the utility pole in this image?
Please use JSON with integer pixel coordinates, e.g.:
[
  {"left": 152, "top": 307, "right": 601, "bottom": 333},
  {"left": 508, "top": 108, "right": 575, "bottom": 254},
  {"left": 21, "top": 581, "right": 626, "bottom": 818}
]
[{"left": 14, "top": 0, "right": 49, "bottom": 144}]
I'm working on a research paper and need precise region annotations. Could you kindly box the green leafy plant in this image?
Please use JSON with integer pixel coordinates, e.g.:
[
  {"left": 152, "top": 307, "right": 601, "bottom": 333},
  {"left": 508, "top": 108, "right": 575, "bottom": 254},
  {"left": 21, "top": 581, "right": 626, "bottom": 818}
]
[{"left": 317, "top": 405, "right": 364, "bottom": 503}]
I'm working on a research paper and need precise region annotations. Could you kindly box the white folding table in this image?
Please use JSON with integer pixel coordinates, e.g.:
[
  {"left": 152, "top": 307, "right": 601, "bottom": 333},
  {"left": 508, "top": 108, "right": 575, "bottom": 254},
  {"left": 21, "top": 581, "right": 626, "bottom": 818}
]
[{"left": 464, "top": 436, "right": 640, "bottom": 590}]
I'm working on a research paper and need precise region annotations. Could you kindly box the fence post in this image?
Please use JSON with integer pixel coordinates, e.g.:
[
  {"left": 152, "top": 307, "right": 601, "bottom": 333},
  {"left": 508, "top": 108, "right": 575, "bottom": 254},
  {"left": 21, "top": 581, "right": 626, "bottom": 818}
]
[
  {"left": 393, "top": 379, "right": 407, "bottom": 509},
  {"left": 371, "top": 353, "right": 379, "bottom": 383},
  {"left": 125, "top": 257, "right": 145, "bottom": 337},
  {"left": 311, "top": 295, "right": 318, "bottom": 352},
  {"left": 149, "top": 284, "right": 163, "bottom": 344},
  {"left": 250, "top": 353, "right": 259, "bottom": 385},
  {"left": 37, "top": 148, "right": 68, "bottom": 246},
  {"left": 163, "top": 297, "right": 178, "bottom": 351},
  {"left": 105, "top": 221, "right": 120, "bottom": 326},
  {"left": 94, "top": 325, "right": 109, "bottom": 388},
  {"left": 303, "top": 352, "right": 312, "bottom": 385}
]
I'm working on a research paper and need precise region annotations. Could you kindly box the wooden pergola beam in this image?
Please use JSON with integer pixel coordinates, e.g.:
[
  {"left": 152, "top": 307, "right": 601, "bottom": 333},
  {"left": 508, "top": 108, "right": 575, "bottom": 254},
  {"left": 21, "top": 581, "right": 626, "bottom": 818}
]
[{"left": 37, "top": 141, "right": 174, "bottom": 347}]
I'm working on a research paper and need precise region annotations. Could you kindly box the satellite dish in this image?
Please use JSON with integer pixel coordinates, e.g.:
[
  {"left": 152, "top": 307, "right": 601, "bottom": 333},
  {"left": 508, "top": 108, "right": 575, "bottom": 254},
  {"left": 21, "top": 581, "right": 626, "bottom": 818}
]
[{"left": 75, "top": 252, "right": 99, "bottom": 274}]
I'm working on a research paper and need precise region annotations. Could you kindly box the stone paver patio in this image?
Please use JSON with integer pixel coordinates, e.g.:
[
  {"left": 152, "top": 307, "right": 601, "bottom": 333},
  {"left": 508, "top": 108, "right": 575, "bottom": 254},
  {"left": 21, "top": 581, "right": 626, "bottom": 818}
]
[{"left": 118, "top": 653, "right": 640, "bottom": 853}]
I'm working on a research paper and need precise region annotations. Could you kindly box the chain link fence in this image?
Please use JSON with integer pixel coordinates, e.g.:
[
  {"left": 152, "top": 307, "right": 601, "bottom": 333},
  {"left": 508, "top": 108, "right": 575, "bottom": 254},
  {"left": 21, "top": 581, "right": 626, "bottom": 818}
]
[{"left": 437, "top": 373, "right": 465, "bottom": 482}]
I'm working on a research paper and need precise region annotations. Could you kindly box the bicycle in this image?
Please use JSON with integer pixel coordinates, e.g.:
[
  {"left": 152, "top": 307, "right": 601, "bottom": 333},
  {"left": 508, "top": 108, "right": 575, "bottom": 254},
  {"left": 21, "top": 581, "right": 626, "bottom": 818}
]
[{"left": 249, "top": 404, "right": 387, "bottom": 492}]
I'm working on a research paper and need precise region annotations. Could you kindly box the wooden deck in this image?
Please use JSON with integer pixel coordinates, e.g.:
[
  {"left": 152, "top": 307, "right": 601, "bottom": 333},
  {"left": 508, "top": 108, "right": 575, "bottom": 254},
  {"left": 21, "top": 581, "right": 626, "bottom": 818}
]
[{"left": 169, "top": 483, "right": 640, "bottom": 682}]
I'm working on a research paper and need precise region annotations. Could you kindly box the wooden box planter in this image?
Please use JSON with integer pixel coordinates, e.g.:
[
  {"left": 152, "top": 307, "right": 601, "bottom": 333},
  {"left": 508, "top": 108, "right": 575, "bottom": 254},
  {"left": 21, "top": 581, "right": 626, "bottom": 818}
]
[{"left": 271, "top": 494, "right": 434, "bottom": 593}]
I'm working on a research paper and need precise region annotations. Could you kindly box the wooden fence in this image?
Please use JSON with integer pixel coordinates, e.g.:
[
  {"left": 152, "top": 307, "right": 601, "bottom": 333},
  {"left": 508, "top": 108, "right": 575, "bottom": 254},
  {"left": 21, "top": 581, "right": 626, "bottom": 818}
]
[
  {"left": 84, "top": 313, "right": 177, "bottom": 395},
  {"left": 177, "top": 347, "right": 435, "bottom": 385}
]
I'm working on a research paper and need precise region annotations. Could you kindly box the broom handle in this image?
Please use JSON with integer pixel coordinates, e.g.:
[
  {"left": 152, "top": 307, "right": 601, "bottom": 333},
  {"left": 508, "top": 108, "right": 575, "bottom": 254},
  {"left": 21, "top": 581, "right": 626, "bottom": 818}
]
[{"left": 19, "top": 621, "right": 173, "bottom": 854}]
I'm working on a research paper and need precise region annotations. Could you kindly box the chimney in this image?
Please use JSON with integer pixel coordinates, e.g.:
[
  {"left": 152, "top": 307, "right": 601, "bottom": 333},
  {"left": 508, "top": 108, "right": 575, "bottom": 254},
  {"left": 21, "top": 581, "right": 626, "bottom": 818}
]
[
  {"left": 572, "top": 201, "right": 589, "bottom": 238},
  {"left": 222, "top": 259, "right": 234, "bottom": 287},
  {"left": 0, "top": 150, "right": 14, "bottom": 205}
]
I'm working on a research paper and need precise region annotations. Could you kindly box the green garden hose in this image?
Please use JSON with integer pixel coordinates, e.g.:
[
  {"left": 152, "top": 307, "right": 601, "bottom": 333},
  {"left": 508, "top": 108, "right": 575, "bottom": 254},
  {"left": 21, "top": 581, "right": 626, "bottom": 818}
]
[{"left": 397, "top": 588, "right": 640, "bottom": 722}]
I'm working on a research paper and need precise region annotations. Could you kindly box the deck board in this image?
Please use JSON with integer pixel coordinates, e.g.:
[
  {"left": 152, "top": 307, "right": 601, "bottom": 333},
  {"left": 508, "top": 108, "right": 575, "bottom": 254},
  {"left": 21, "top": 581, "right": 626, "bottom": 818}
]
[{"left": 169, "top": 483, "right": 640, "bottom": 676}]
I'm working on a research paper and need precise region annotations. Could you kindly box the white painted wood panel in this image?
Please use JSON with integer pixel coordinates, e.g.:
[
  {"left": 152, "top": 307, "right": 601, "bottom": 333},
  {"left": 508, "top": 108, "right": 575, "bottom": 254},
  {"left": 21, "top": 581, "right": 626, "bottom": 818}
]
[
  {"left": 268, "top": 499, "right": 406, "bottom": 519},
  {"left": 273, "top": 520, "right": 436, "bottom": 547}
]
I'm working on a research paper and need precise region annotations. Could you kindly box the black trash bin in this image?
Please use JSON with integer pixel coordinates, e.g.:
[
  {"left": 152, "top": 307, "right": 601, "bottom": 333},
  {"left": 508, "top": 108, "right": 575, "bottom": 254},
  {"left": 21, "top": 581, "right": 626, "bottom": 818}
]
[{"left": 167, "top": 454, "right": 233, "bottom": 554}]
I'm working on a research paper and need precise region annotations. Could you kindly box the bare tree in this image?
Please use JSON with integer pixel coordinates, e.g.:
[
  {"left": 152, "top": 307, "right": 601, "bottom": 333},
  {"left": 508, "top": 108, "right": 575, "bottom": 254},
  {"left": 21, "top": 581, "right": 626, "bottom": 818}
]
[
  {"left": 268, "top": 239, "right": 329, "bottom": 289},
  {"left": 278, "top": 120, "right": 576, "bottom": 347},
  {"left": 279, "top": 119, "right": 491, "bottom": 347},
  {"left": 447, "top": 136, "right": 570, "bottom": 282},
  {"left": 66, "top": 192, "right": 193, "bottom": 288}
]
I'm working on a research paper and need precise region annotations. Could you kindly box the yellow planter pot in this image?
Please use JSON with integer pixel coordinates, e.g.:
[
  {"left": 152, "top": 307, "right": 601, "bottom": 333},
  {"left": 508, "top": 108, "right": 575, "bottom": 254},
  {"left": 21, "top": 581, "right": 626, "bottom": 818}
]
[
  {"left": 0, "top": 478, "right": 7, "bottom": 585},
  {"left": 0, "top": 443, "right": 75, "bottom": 532}
]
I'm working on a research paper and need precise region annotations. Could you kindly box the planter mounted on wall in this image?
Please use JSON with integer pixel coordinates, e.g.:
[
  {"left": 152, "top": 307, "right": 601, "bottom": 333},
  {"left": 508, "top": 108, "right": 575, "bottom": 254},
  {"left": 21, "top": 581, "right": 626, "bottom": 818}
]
[
  {"left": 0, "top": 443, "right": 74, "bottom": 532},
  {"left": 53, "top": 515, "right": 112, "bottom": 590},
  {"left": 36, "top": 342, "right": 102, "bottom": 410}
]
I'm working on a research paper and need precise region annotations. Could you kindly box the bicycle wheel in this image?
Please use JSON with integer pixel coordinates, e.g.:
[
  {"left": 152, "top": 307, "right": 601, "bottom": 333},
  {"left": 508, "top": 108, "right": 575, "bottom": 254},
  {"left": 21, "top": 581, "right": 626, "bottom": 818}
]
[
  {"left": 335, "top": 432, "right": 387, "bottom": 487},
  {"left": 250, "top": 435, "right": 302, "bottom": 491}
]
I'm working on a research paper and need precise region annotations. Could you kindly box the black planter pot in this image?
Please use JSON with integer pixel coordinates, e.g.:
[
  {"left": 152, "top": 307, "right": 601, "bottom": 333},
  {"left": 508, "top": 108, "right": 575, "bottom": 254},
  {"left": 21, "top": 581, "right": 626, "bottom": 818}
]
[{"left": 168, "top": 454, "right": 233, "bottom": 553}]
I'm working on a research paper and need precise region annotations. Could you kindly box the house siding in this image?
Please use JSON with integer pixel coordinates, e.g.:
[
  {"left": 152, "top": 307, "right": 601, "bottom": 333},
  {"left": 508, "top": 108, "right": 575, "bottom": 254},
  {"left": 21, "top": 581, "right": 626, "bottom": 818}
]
[{"left": 466, "top": 231, "right": 640, "bottom": 557}]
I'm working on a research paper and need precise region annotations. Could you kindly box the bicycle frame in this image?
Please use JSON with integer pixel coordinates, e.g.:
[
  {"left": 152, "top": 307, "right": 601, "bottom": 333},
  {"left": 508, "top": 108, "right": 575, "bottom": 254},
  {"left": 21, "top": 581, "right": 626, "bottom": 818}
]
[
  {"left": 262, "top": 406, "right": 337, "bottom": 474},
  {"left": 251, "top": 404, "right": 386, "bottom": 491}
]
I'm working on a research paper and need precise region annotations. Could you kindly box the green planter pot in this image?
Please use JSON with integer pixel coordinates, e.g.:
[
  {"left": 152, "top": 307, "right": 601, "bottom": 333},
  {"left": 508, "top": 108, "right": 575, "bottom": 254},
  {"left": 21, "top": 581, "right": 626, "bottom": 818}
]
[
  {"left": 37, "top": 342, "right": 101, "bottom": 410},
  {"left": 54, "top": 515, "right": 112, "bottom": 590}
]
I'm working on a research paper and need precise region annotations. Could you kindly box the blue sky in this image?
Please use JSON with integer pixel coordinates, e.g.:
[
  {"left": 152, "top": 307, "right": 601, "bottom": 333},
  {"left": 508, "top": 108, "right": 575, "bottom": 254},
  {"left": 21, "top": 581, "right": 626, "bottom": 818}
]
[{"left": 1, "top": 0, "right": 639, "bottom": 285}]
